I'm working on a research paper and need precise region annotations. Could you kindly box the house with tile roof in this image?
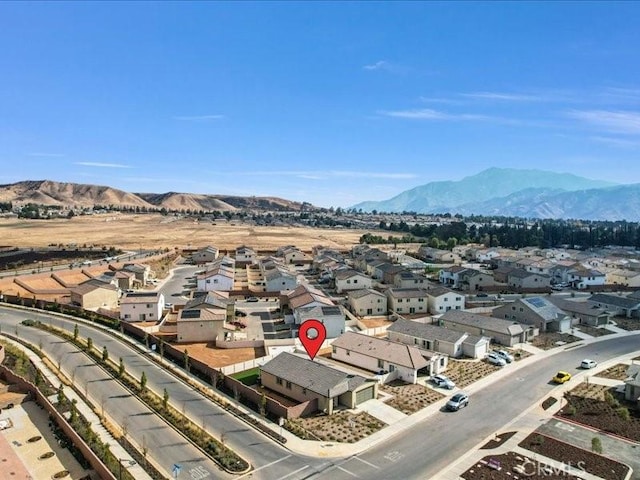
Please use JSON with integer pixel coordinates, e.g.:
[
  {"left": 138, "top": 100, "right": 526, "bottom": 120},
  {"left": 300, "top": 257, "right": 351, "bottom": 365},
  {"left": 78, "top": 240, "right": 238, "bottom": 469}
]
[
  {"left": 259, "top": 352, "right": 378, "bottom": 415},
  {"left": 331, "top": 332, "right": 435, "bottom": 384},
  {"left": 387, "top": 318, "right": 489, "bottom": 359}
]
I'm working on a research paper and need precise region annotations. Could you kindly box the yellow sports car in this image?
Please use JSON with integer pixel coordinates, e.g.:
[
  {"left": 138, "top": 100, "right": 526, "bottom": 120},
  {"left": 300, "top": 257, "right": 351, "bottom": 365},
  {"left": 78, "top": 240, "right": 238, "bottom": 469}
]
[{"left": 552, "top": 371, "right": 572, "bottom": 384}]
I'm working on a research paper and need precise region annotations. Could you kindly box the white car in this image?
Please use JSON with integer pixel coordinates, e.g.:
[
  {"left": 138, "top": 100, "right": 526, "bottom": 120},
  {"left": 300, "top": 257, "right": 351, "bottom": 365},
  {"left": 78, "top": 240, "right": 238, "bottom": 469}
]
[
  {"left": 494, "top": 350, "right": 514, "bottom": 363},
  {"left": 486, "top": 352, "right": 507, "bottom": 366},
  {"left": 431, "top": 374, "right": 455, "bottom": 390},
  {"left": 580, "top": 359, "right": 597, "bottom": 369}
]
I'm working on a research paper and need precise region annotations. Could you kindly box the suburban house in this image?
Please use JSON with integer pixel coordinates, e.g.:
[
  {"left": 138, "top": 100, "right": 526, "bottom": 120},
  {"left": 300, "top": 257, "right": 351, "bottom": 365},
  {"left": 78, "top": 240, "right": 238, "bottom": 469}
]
[
  {"left": 439, "top": 266, "right": 468, "bottom": 288},
  {"left": 98, "top": 269, "right": 136, "bottom": 290},
  {"left": 439, "top": 310, "right": 534, "bottom": 346},
  {"left": 334, "top": 269, "right": 372, "bottom": 293},
  {"left": 418, "top": 246, "right": 459, "bottom": 263},
  {"left": 176, "top": 307, "right": 228, "bottom": 343},
  {"left": 294, "top": 305, "right": 345, "bottom": 338},
  {"left": 284, "top": 284, "right": 334, "bottom": 311},
  {"left": 331, "top": 332, "right": 432, "bottom": 384},
  {"left": 460, "top": 269, "right": 496, "bottom": 292},
  {"left": 120, "top": 291, "right": 165, "bottom": 322},
  {"left": 524, "top": 259, "right": 556, "bottom": 276},
  {"left": 348, "top": 289, "right": 388, "bottom": 316},
  {"left": 122, "top": 263, "right": 151, "bottom": 286},
  {"left": 588, "top": 293, "right": 640, "bottom": 318},
  {"left": 547, "top": 297, "right": 611, "bottom": 327},
  {"left": 191, "top": 246, "right": 219, "bottom": 265},
  {"left": 507, "top": 270, "right": 551, "bottom": 290},
  {"left": 70, "top": 279, "right": 119, "bottom": 311},
  {"left": 393, "top": 271, "right": 427, "bottom": 289},
  {"left": 360, "top": 258, "right": 386, "bottom": 277},
  {"left": 277, "top": 246, "right": 312, "bottom": 264},
  {"left": 196, "top": 257, "right": 235, "bottom": 292},
  {"left": 387, "top": 318, "right": 489, "bottom": 359},
  {"left": 260, "top": 352, "right": 378, "bottom": 415},
  {"left": 567, "top": 267, "right": 606, "bottom": 289},
  {"left": 374, "top": 263, "right": 405, "bottom": 284},
  {"left": 426, "top": 286, "right": 465, "bottom": 314},
  {"left": 493, "top": 266, "right": 515, "bottom": 284},
  {"left": 235, "top": 246, "right": 257, "bottom": 263},
  {"left": 607, "top": 269, "right": 640, "bottom": 287},
  {"left": 473, "top": 248, "right": 501, "bottom": 263},
  {"left": 624, "top": 365, "right": 640, "bottom": 406},
  {"left": 550, "top": 262, "right": 581, "bottom": 284},
  {"left": 385, "top": 288, "right": 428, "bottom": 315},
  {"left": 260, "top": 259, "right": 297, "bottom": 292},
  {"left": 493, "top": 297, "right": 571, "bottom": 332}
]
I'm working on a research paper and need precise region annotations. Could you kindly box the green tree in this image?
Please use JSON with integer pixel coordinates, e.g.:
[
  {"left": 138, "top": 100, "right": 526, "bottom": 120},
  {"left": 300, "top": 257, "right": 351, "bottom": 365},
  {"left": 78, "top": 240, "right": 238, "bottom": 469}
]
[
  {"left": 102, "top": 346, "right": 109, "bottom": 362},
  {"left": 118, "top": 357, "right": 125, "bottom": 378},
  {"left": 73, "top": 323, "right": 79, "bottom": 341},
  {"left": 86, "top": 337, "right": 93, "bottom": 352},
  {"left": 140, "top": 371, "right": 147, "bottom": 392},
  {"left": 57, "top": 384, "right": 65, "bottom": 406},
  {"left": 184, "top": 349, "right": 190, "bottom": 372},
  {"left": 163, "top": 388, "right": 169, "bottom": 411},
  {"left": 591, "top": 437, "right": 603, "bottom": 454},
  {"left": 259, "top": 393, "right": 267, "bottom": 417}
]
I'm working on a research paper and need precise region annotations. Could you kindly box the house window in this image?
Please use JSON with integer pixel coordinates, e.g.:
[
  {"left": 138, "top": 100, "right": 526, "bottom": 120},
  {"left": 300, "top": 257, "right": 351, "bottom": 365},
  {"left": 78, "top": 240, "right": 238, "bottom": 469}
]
[
  {"left": 302, "top": 388, "right": 307, "bottom": 395},
  {"left": 398, "top": 299, "right": 402, "bottom": 303},
  {"left": 418, "top": 298, "right": 424, "bottom": 302},
  {"left": 276, "top": 377, "right": 283, "bottom": 385},
  {"left": 377, "top": 359, "right": 384, "bottom": 369},
  {"left": 456, "top": 297, "right": 461, "bottom": 301},
  {"left": 346, "top": 350, "right": 350, "bottom": 356},
  {"left": 414, "top": 338, "right": 418, "bottom": 344},
  {"left": 286, "top": 381, "right": 292, "bottom": 389},
  {"left": 511, "top": 306, "right": 516, "bottom": 311},
  {"left": 124, "top": 314, "right": 130, "bottom": 319},
  {"left": 354, "top": 279, "right": 358, "bottom": 284},
  {"left": 332, "top": 346, "right": 337, "bottom": 354},
  {"left": 438, "top": 306, "right": 443, "bottom": 310},
  {"left": 440, "top": 358, "right": 445, "bottom": 367},
  {"left": 519, "top": 308, "right": 523, "bottom": 312},
  {"left": 444, "top": 297, "right": 448, "bottom": 302}
]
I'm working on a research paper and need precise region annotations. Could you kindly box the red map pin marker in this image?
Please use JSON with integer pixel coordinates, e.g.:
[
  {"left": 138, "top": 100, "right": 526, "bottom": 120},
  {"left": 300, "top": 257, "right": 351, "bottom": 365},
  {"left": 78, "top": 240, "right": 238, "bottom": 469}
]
[{"left": 299, "top": 319, "right": 326, "bottom": 361}]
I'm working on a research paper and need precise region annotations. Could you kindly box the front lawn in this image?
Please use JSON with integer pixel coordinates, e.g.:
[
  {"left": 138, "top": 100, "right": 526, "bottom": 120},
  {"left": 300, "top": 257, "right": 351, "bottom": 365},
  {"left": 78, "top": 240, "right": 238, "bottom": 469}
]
[
  {"left": 529, "top": 332, "right": 582, "bottom": 350},
  {"left": 445, "top": 359, "right": 501, "bottom": 388},
  {"left": 611, "top": 317, "right": 640, "bottom": 331},
  {"left": 286, "top": 411, "right": 385, "bottom": 443},
  {"left": 380, "top": 381, "right": 444, "bottom": 414}
]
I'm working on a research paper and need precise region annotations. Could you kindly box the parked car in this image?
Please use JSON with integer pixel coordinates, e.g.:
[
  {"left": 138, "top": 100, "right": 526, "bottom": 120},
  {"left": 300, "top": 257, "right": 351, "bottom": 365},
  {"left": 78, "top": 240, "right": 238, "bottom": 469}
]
[
  {"left": 246, "top": 297, "right": 259, "bottom": 302},
  {"left": 446, "top": 392, "right": 469, "bottom": 411},
  {"left": 580, "top": 359, "right": 597, "bottom": 369},
  {"left": 476, "top": 293, "right": 488, "bottom": 298},
  {"left": 494, "top": 350, "right": 514, "bottom": 364},
  {"left": 486, "top": 352, "right": 507, "bottom": 366},
  {"left": 431, "top": 374, "right": 456, "bottom": 390},
  {"left": 164, "top": 302, "right": 173, "bottom": 309},
  {"left": 552, "top": 371, "right": 572, "bottom": 384}
]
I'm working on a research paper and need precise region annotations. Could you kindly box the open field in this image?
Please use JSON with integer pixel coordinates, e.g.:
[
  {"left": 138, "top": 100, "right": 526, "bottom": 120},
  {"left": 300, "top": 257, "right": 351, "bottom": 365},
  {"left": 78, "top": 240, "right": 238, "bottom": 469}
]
[{"left": 0, "top": 215, "right": 382, "bottom": 251}]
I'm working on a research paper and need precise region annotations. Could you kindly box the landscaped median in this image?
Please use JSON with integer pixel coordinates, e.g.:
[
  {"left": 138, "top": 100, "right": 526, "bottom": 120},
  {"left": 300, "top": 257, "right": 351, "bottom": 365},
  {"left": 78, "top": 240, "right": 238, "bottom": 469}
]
[{"left": 21, "top": 319, "right": 251, "bottom": 475}]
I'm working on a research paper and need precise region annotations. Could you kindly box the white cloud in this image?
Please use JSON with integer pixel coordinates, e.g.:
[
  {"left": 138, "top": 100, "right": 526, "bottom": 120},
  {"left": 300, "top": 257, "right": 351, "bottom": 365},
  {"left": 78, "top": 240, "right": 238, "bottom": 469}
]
[
  {"left": 173, "top": 114, "right": 225, "bottom": 121},
  {"left": 380, "top": 108, "right": 492, "bottom": 121},
  {"left": 568, "top": 109, "right": 640, "bottom": 135},
  {"left": 590, "top": 136, "right": 640, "bottom": 148},
  {"left": 363, "top": 60, "right": 389, "bottom": 71},
  {"left": 460, "top": 92, "right": 543, "bottom": 102},
  {"left": 75, "top": 162, "right": 133, "bottom": 168}
]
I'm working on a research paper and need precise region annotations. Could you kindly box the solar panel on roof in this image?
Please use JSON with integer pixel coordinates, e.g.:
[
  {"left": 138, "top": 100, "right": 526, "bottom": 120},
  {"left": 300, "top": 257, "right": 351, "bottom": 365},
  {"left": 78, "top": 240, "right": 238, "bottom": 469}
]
[
  {"left": 525, "top": 297, "right": 547, "bottom": 308},
  {"left": 181, "top": 309, "right": 201, "bottom": 319}
]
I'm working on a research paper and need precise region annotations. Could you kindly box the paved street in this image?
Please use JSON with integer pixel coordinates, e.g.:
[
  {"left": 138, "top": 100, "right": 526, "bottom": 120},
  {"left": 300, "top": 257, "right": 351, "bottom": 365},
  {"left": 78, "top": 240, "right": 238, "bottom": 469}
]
[{"left": 156, "top": 265, "right": 200, "bottom": 306}]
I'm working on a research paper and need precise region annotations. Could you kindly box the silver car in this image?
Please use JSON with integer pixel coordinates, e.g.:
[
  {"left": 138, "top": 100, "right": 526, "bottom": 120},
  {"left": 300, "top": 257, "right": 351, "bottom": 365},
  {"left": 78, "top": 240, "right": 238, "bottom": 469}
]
[
  {"left": 495, "top": 349, "right": 514, "bottom": 363},
  {"left": 446, "top": 392, "right": 469, "bottom": 411},
  {"left": 431, "top": 374, "right": 455, "bottom": 390},
  {"left": 486, "top": 352, "right": 507, "bottom": 366}
]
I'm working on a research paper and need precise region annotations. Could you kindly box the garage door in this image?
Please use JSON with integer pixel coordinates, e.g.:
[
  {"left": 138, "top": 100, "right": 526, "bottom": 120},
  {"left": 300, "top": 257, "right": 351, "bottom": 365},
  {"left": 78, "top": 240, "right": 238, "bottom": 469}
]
[{"left": 355, "top": 386, "right": 375, "bottom": 404}]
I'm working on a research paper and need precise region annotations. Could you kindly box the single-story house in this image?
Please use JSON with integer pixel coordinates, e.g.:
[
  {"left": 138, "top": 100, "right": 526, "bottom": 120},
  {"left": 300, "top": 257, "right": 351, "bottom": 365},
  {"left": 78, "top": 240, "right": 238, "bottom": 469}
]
[
  {"left": 284, "top": 284, "right": 335, "bottom": 311},
  {"left": 439, "top": 310, "right": 535, "bottom": 346},
  {"left": 120, "top": 291, "right": 165, "bottom": 322},
  {"left": 547, "top": 297, "right": 611, "bottom": 327},
  {"left": 176, "top": 307, "right": 227, "bottom": 343},
  {"left": 70, "top": 279, "right": 119, "bottom": 311},
  {"left": 589, "top": 293, "right": 640, "bottom": 318},
  {"left": 332, "top": 332, "right": 433, "bottom": 384},
  {"left": 387, "top": 318, "right": 489, "bottom": 360},
  {"left": 260, "top": 352, "right": 378, "bottom": 415},
  {"left": 418, "top": 246, "right": 459, "bottom": 263},
  {"left": 493, "top": 297, "right": 571, "bottom": 332},
  {"left": 294, "top": 305, "right": 345, "bottom": 339},
  {"left": 348, "top": 289, "right": 388, "bottom": 316}
]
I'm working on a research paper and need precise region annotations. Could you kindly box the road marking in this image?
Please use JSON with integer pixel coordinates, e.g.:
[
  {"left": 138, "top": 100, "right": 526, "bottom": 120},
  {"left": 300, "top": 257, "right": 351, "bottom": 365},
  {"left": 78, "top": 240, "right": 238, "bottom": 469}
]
[
  {"left": 352, "top": 456, "right": 380, "bottom": 469},
  {"left": 279, "top": 465, "right": 310, "bottom": 479},
  {"left": 237, "top": 455, "right": 292, "bottom": 479},
  {"left": 554, "top": 421, "right": 575, "bottom": 432},
  {"left": 383, "top": 450, "right": 404, "bottom": 463},
  {"left": 337, "top": 466, "right": 359, "bottom": 477}
]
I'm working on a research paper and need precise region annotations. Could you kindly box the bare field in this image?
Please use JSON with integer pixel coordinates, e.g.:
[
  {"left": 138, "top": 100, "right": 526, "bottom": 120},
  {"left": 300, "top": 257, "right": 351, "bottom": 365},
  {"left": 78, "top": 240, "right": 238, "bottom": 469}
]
[{"left": 0, "top": 215, "right": 381, "bottom": 251}]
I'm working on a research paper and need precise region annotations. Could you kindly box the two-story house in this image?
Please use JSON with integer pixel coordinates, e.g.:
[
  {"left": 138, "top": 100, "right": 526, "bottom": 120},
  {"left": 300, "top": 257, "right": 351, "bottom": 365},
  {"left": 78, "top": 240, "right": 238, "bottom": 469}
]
[
  {"left": 334, "top": 269, "right": 372, "bottom": 293},
  {"left": 120, "top": 291, "right": 165, "bottom": 322},
  {"left": 348, "top": 289, "right": 388, "bottom": 316},
  {"left": 385, "top": 288, "right": 428, "bottom": 315}
]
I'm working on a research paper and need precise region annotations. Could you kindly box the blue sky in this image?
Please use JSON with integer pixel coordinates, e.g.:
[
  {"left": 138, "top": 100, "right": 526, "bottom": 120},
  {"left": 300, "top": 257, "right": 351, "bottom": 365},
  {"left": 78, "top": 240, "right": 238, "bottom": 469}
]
[{"left": 1, "top": 2, "right": 640, "bottom": 207}]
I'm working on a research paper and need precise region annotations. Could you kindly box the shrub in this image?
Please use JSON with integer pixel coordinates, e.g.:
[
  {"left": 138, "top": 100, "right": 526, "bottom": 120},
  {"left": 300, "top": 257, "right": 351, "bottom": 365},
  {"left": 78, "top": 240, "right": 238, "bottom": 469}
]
[
  {"left": 592, "top": 437, "right": 603, "bottom": 454},
  {"left": 565, "top": 405, "right": 576, "bottom": 416},
  {"left": 616, "top": 407, "right": 631, "bottom": 421}
]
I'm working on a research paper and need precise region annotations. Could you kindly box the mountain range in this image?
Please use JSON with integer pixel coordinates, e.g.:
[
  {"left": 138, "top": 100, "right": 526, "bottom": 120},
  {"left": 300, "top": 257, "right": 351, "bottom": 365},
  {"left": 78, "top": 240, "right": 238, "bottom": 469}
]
[
  {"left": 0, "top": 180, "right": 307, "bottom": 212},
  {"left": 352, "top": 168, "right": 640, "bottom": 221}
]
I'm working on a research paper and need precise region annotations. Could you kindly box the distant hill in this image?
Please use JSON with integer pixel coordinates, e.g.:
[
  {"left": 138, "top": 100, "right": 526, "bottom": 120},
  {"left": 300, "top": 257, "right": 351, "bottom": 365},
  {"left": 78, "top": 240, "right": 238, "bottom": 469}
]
[
  {"left": 0, "top": 180, "right": 309, "bottom": 212},
  {"left": 352, "top": 168, "right": 617, "bottom": 218}
]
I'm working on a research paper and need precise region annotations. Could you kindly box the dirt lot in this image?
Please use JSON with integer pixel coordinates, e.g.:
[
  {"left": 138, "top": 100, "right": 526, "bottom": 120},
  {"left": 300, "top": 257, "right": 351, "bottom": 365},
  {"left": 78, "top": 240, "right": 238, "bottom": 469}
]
[
  {"left": 170, "top": 342, "right": 266, "bottom": 368},
  {"left": 611, "top": 317, "right": 640, "bottom": 331},
  {"left": 358, "top": 317, "right": 392, "bottom": 329},
  {"left": 519, "top": 433, "right": 629, "bottom": 479},
  {"left": 595, "top": 363, "right": 631, "bottom": 381},
  {"left": 286, "top": 410, "right": 385, "bottom": 443},
  {"left": 576, "top": 324, "right": 614, "bottom": 337},
  {"left": 529, "top": 332, "right": 582, "bottom": 350},
  {"left": 462, "top": 451, "right": 584, "bottom": 480},
  {"left": 559, "top": 382, "right": 640, "bottom": 442},
  {"left": 445, "top": 359, "right": 501, "bottom": 388},
  {"left": 380, "top": 381, "right": 444, "bottom": 414},
  {"left": 0, "top": 215, "right": 377, "bottom": 251}
]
